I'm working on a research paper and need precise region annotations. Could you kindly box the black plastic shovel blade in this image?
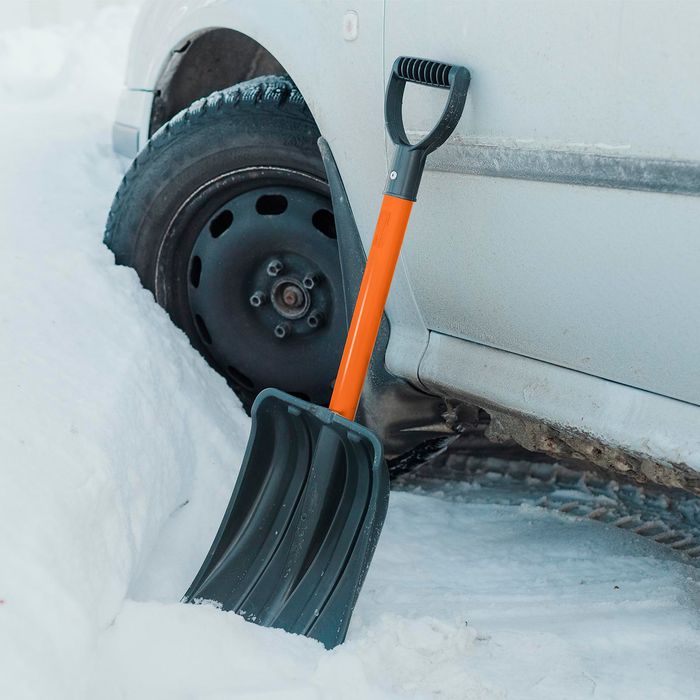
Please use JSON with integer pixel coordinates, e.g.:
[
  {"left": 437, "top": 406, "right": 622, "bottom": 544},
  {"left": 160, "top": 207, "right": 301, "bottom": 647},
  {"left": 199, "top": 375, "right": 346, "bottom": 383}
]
[{"left": 183, "top": 388, "right": 390, "bottom": 649}]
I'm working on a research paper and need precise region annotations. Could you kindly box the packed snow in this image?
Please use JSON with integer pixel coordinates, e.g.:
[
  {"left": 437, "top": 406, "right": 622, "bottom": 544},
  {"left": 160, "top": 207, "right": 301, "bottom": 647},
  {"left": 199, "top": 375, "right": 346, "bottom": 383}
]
[{"left": 1, "top": 7, "right": 700, "bottom": 700}]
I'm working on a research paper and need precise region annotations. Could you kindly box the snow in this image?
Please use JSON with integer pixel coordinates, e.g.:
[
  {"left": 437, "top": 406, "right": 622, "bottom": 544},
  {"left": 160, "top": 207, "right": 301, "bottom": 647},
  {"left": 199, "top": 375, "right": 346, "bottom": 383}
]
[{"left": 1, "top": 7, "right": 700, "bottom": 700}]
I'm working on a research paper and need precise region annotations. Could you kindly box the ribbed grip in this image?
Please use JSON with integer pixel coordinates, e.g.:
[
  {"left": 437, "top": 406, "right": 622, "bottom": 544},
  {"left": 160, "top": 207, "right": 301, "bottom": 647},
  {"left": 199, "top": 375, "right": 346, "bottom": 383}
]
[{"left": 395, "top": 57, "right": 452, "bottom": 89}]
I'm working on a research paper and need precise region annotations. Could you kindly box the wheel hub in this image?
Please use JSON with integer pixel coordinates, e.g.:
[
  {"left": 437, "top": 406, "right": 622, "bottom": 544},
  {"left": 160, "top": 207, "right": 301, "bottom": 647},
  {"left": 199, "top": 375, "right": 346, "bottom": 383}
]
[
  {"left": 244, "top": 251, "right": 332, "bottom": 339},
  {"left": 270, "top": 278, "right": 310, "bottom": 320}
]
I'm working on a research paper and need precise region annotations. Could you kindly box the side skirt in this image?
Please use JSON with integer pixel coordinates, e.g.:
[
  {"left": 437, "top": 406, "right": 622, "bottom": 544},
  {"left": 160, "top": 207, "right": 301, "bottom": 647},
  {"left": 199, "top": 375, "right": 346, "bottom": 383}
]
[{"left": 419, "top": 332, "right": 700, "bottom": 495}]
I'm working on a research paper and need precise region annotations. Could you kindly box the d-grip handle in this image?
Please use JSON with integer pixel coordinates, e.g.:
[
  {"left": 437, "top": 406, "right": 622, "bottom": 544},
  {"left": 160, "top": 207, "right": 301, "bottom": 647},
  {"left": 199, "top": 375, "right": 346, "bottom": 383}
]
[{"left": 384, "top": 56, "right": 471, "bottom": 201}]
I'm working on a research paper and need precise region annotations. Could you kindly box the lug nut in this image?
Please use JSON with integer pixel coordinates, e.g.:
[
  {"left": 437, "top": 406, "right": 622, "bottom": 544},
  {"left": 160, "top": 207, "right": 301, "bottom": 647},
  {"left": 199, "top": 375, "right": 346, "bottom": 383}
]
[
  {"left": 249, "top": 291, "right": 266, "bottom": 307},
  {"left": 302, "top": 274, "right": 318, "bottom": 290},
  {"left": 307, "top": 311, "right": 325, "bottom": 329},
  {"left": 267, "top": 259, "right": 284, "bottom": 276},
  {"left": 274, "top": 322, "right": 292, "bottom": 339}
]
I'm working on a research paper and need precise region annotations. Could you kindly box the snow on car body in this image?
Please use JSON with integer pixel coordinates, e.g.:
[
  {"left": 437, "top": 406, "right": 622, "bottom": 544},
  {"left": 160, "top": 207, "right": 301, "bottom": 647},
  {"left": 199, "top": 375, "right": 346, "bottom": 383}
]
[{"left": 111, "top": 0, "right": 700, "bottom": 492}]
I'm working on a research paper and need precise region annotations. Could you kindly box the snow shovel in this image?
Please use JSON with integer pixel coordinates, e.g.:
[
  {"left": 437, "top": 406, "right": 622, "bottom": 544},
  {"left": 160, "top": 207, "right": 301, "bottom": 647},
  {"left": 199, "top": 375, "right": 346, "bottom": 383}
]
[{"left": 183, "top": 57, "right": 471, "bottom": 648}]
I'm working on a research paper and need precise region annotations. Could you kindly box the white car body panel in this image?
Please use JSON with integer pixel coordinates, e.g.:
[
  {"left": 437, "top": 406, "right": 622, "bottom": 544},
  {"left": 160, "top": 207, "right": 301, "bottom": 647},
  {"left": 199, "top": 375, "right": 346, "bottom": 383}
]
[
  {"left": 401, "top": 172, "right": 700, "bottom": 403},
  {"left": 114, "top": 0, "right": 700, "bottom": 478},
  {"left": 386, "top": 1, "right": 700, "bottom": 161},
  {"left": 385, "top": 0, "right": 700, "bottom": 405},
  {"left": 113, "top": 86, "right": 152, "bottom": 153}
]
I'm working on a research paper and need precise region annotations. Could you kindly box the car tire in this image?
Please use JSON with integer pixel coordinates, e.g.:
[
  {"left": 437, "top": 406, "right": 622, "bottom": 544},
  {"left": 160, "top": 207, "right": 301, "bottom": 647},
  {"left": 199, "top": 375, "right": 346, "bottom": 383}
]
[{"left": 105, "top": 76, "right": 346, "bottom": 411}]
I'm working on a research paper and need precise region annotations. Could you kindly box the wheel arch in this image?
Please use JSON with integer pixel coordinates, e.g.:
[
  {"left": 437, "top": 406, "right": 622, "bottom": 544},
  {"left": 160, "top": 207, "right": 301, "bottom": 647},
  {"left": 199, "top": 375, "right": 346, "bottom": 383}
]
[
  {"left": 148, "top": 27, "right": 287, "bottom": 136},
  {"left": 124, "top": 3, "right": 335, "bottom": 141}
]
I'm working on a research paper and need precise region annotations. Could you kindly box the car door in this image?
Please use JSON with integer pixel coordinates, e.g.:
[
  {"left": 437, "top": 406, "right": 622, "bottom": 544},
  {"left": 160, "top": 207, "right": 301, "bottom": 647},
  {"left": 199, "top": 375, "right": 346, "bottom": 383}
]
[{"left": 383, "top": 0, "right": 700, "bottom": 405}]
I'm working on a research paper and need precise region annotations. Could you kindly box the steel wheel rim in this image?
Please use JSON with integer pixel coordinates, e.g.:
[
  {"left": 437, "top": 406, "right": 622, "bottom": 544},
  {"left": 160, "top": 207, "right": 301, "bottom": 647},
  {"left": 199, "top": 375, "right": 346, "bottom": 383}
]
[{"left": 156, "top": 168, "right": 345, "bottom": 407}]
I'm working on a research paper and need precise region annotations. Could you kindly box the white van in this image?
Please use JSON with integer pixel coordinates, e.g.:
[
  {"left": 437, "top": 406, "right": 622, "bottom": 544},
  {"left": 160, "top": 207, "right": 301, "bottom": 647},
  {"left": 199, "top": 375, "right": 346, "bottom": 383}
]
[{"left": 108, "top": 1, "right": 700, "bottom": 492}]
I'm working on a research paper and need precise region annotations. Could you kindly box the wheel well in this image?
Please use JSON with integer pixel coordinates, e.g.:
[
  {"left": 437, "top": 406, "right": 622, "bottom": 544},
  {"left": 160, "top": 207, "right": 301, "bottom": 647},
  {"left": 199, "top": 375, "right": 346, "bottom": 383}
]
[{"left": 149, "top": 28, "right": 286, "bottom": 135}]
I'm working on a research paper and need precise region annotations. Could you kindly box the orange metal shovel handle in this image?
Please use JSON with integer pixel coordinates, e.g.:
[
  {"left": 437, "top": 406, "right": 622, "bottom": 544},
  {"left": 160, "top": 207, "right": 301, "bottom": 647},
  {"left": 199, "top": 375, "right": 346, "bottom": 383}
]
[{"left": 329, "top": 194, "right": 413, "bottom": 421}]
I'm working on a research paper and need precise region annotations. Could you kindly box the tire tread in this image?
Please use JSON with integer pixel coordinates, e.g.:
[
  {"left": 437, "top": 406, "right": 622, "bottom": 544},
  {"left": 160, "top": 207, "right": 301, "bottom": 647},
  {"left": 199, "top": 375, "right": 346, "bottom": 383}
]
[{"left": 105, "top": 75, "right": 308, "bottom": 247}]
